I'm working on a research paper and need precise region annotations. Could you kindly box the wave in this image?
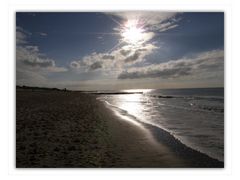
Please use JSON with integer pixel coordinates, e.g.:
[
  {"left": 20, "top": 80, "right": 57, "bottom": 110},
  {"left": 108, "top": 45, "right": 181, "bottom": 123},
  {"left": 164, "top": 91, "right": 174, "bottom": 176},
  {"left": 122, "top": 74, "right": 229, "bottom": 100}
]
[
  {"left": 149, "top": 94, "right": 224, "bottom": 100},
  {"left": 148, "top": 94, "right": 224, "bottom": 114},
  {"left": 156, "top": 101, "right": 224, "bottom": 114},
  {"left": 98, "top": 97, "right": 223, "bottom": 164}
]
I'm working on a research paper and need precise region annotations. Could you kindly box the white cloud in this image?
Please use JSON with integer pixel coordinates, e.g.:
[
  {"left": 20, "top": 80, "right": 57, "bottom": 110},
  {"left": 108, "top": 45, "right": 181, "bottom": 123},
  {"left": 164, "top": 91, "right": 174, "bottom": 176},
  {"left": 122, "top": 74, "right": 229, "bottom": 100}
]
[
  {"left": 16, "top": 26, "right": 29, "bottom": 44},
  {"left": 39, "top": 32, "right": 48, "bottom": 36},
  {"left": 16, "top": 27, "right": 67, "bottom": 73},
  {"left": 69, "top": 42, "right": 158, "bottom": 73},
  {"left": 16, "top": 45, "right": 67, "bottom": 72},
  {"left": 118, "top": 49, "right": 224, "bottom": 80},
  {"left": 70, "top": 61, "right": 81, "bottom": 69}
]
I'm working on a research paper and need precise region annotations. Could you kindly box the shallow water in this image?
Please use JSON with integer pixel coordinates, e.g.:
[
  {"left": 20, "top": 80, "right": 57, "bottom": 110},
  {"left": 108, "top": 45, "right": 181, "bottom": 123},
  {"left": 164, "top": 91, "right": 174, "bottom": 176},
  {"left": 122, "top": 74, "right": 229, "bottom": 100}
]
[{"left": 97, "top": 88, "right": 224, "bottom": 162}]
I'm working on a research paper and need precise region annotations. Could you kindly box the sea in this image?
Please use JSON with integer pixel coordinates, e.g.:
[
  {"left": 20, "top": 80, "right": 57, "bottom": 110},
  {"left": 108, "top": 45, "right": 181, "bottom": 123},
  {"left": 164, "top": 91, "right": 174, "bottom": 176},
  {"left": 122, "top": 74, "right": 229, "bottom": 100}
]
[{"left": 97, "top": 87, "right": 224, "bottom": 162}]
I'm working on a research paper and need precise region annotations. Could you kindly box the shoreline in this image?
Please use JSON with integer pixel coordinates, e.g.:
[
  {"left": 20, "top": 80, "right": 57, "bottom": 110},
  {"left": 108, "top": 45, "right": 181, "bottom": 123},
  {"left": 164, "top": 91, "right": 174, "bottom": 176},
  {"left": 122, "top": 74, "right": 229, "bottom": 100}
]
[
  {"left": 100, "top": 98, "right": 223, "bottom": 167},
  {"left": 16, "top": 91, "right": 223, "bottom": 167}
]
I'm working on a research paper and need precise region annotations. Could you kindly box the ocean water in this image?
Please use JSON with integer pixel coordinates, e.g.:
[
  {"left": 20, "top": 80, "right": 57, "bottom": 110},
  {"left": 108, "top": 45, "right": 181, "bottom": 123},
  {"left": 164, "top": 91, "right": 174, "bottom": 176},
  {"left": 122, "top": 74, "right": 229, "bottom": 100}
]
[{"left": 97, "top": 88, "right": 224, "bottom": 162}]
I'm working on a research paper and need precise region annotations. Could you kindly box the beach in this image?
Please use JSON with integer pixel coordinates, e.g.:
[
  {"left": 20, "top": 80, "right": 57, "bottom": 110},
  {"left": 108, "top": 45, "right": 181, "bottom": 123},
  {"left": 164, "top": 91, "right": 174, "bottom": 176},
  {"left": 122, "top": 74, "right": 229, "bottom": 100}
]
[{"left": 16, "top": 91, "right": 223, "bottom": 168}]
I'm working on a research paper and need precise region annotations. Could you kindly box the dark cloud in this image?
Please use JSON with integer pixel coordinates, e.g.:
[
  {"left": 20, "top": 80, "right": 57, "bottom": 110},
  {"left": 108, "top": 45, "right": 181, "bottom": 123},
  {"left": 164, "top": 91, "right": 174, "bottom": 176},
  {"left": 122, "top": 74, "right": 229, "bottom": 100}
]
[
  {"left": 123, "top": 48, "right": 148, "bottom": 63},
  {"left": 23, "top": 59, "right": 54, "bottom": 68},
  {"left": 102, "top": 54, "right": 115, "bottom": 60},
  {"left": 120, "top": 49, "right": 131, "bottom": 56},
  {"left": 118, "top": 66, "right": 192, "bottom": 79},
  {"left": 124, "top": 52, "right": 141, "bottom": 63},
  {"left": 89, "top": 61, "right": 102, "bottom": 70}
]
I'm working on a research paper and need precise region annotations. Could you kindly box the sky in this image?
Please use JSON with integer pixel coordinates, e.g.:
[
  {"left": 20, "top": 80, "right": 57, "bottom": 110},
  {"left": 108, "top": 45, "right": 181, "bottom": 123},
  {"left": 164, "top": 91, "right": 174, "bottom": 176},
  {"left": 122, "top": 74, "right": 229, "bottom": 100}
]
[{"left": 16, "top": 12, "right": 224, "bottom": 90}]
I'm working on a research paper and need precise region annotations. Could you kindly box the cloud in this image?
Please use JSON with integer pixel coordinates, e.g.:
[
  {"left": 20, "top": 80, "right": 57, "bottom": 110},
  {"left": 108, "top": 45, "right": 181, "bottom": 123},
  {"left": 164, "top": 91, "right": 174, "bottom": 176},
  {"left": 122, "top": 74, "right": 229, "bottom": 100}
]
[
  {"left": 120, "top": 49, "right": 131, "bottom": 56},
  {"left": 89, "top": 61, "right": 102, "bottom": 70},
  {"left": 39, "top": 32, "right": 48, "bottom": 36},
  {"left": 158, "top": 24, "right": 179, "bottom": 32},
  {"left": 16, "top": 27, "right": 67, "bottom": 73},
  {"left": 69, "top": 52, "right": 114, "bottom": 71},
  {"left": 70, "top": 61, "right": 81, "bottom": 69},
  {"left": 70, "top": 42, "right": 158, "bottom": 73},
  {"left": 102, "top": 54, "right": 115, "bottom": 60},
  {"left": 124, "top": 51, "right": 141, "bottom": 63},
  {"left": 22, "top": 58, "right": 54, "bottom": 68},
  {"left": 16, "top": 26, "right": 30, "bottom": 44},
  {"left": 16, "top": 26, "right": 68, "bottom": 87},
  {"left": 118, "top": 50, "right": 224, "bottom": 79},
  {"left": 17, "top": 45, "right": 67, "bottom": 72}
]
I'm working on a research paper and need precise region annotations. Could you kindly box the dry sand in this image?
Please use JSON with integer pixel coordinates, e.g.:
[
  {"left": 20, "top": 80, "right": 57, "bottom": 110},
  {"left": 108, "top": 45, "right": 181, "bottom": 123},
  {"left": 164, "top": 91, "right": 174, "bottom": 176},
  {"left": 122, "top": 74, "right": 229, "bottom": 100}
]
[{"left": 16, "top": 91, "right": 223, "bottom": 168}]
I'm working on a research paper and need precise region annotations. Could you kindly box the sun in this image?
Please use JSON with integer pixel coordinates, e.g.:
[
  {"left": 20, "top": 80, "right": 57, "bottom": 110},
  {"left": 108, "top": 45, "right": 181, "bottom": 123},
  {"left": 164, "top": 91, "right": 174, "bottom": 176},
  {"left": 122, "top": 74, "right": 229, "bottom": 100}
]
[
  {"left": 122, "top": 26, "right": 143, "bottom": 44},
  {"left": 121, "top": 20, "right": 145, "bottom": 45}
]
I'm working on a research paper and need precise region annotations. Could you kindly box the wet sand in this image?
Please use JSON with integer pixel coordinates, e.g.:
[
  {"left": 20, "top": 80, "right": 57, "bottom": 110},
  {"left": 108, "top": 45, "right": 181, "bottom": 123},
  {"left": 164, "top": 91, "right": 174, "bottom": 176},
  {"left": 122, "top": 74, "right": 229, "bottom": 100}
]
[{"left": 16, "top": 91, "right": 223, "bottom": 168}]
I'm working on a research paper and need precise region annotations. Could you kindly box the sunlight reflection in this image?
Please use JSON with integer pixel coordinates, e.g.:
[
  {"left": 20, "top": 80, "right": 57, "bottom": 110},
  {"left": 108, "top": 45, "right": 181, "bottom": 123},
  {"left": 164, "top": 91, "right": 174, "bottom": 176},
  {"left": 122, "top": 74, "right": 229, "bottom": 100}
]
[
  {"left": 102, "top": 91, "right": 154, "bottom": 128},
  {"left": 112, "top": 94, "right": 148, "bottom": 127},
  {"left": 122, "top": 89, "right": 153, "bottom": 93},
  {"left": 104, "top": 99, "right": 143, "bottom": 127},
  {"left": 119, "top": 94, "right": 142, "bottom": 115},
  {"left": 113, "top": 109, "right": 143, "bottom": 127}
]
